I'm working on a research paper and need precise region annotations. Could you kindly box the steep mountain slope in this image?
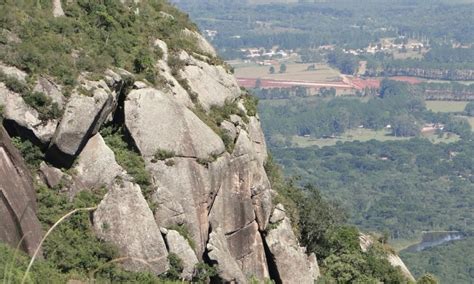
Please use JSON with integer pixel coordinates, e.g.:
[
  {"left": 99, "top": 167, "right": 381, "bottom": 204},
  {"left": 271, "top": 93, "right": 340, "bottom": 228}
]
[
  {"left": 0, "top": 1, "right": 317, "bottom": 283},
  {"left": 0, "top": 1, "right": 416, "bottom": 283}
]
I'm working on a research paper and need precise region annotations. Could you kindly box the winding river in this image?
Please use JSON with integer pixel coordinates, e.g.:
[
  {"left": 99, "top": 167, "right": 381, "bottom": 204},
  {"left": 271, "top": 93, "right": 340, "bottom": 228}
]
[{"left": 403, "top": 231, "right": 464, "bottom": 252}]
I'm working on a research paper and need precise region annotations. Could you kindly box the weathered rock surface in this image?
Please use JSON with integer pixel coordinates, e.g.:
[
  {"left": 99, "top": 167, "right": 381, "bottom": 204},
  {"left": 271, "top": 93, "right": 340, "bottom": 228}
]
[
  {"left": 125, "top": 88, "right": 225, "bottom": 159},
  {"left": 149, "top": 155, "right": 229, "bottom": 257},
  {"left": 52, "top": 0, "right": 65, "bottom": 17},
  {"left": 0, "top": 83, "right": 58, "bottom": 145},
  {"left": 180, "top": 55, "right": 241, "bottom": 110},
  {"left": 46, "top": 90, "right": 115, "bottom": 167},
  {"left": 182, "top": 29, "right": 217, "bottom": 57},
  {"left": 164, "top": 229, "right": 199, "bottom": 280},
  {"left": 33, "top": 76, "right": 65, "bottom": 108},
  {"left": 247, "top": 116, "right": 268, "bottom": 165},
  {"left": 93, "top": 181, "right": 169, "bottom": 275},
  {"left": 207, "top": 227, "right": 248, "bottom": 284},
  {"left": 265, "top": 208, "right": 318, "bottom": 284},
  {"left": 73, "top": 133, "right": 124, "bottom": 189},
  {"left": 0, "top": 63, "right": 27, "bottom": 82},
  {"left": 0, "top": 126, "right": 42, "bottom": 256},
  {"left": 39, "top": 162, "right": 64, "bottom": 189}
]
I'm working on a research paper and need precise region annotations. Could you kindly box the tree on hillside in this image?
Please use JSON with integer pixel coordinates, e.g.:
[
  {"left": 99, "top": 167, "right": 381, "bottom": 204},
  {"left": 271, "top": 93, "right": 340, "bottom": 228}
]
[
  {"left": 269, "top": 66, "right": 275, "bottom": 74},
  {"left": 279, "top": 63, "right": 287, "bottom": 73},
  {"left": 255, "top": 78, "right": 262, "bottom": 88},
  {"left": 465, "top": 101, "right": 474, "bottom": 116},
  {"left": 391, "top": 114, "right": 420, "bottom": 137}
]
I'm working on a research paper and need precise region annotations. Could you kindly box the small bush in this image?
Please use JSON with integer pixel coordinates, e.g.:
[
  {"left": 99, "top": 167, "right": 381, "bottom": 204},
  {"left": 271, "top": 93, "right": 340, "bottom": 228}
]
[
  {"left": 0, "top": 71, "right": 29, "bottom": 94},
  {"left": 242, "top": 94, "right": 259, "bottom": 117},
  {"left": 101, "top": 126, "right": 152, "bottom": 198},
  {"left": 23, "top": 91, "right": 62, "bottom": 120},
  {"left": 166, "top": 253, "right": 184, "bottom": 280},
  {"left": 193, "top": 262, "right": 218, "bottom": 283},
  {"left": 0, "top": 104, "right": 4, "bottom": 121},
  {"left": 11, "top": 137, "right": 44, "bottom": 170},
  {"left": 153, "top": 149, "right": 175, "bottom": 161}
]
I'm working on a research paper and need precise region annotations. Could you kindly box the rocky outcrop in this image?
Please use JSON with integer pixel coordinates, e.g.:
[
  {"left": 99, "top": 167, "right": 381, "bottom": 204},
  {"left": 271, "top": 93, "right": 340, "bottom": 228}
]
[
  {"left": 359, "top": 233, "right": 415, "bottom": 282},
  {"left": 52, "top": 0, "right": 65, "bottom": 17},
  {"left": 265, "top": 206, "right": 320, "bottom": 284},
  {"left": 182, "top": 29, "right": 217, "bottom": 57},
  {"left": 124, "top": 88, "right": 225, "bottom": 159},
  {"left": 207, "top": 227, "right": 248, "bottom": 284},
  {"left": 0, "top": 126, "right": 42, "bottom": 256},
  {"left": 46, "top": 90, "right": 115, "bottom": 167},
  {"left": 0, "top": 83, "right": 58, "bottom": 145},
  {"left": 163, "top": 229, "right": 199, "bottom": 281},
  {"left": 33, "top": 76, "right": 65, "bottom": 108},
  {"left": 180, "top": 53, "right": 241, "bottom": 110},
  {"left": 73, "top": 133, "right": 124, "bottom": 190},
  {"left": 93, "top": 180, "right": 169, "bottom": 275}
]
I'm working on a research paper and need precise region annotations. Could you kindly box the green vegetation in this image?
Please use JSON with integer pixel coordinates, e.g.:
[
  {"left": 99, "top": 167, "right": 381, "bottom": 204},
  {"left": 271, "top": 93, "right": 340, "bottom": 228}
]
[
  {"left": 100, "top": 126, "right": 151, "bottom": 197},
  {"left": 0, "top": 0, "right": 203, "bottom": 87},
  {"left": 401, "top": 237, "right": 474, "bottom": 284},
  {"left": 271, "top": 138, "right": 474, "bottom": 241},
  {"left": 165, "top": 253, "right": 184, "bottom": 281},
  {"left": 465, "top": 101, "right": 474, "bottom": 116},
  {"left": 153, "top": 149, "right": 176, "bottom": 161},
  {"left": 192, "top": 98, "right": 250, "bottom": 153},
  {"left": 0, "top": 104, "right": 4, "bottom": 121},
  {"left": 192, "top": 262, "right": 218, "bottom": 283},
  {"left": 265, "top": 155, "right": 409, "bottom": 283},
  {"left": 426, "top": 101, "right": 469, "bottom": 113},
  {"left": 259, "top": 80, "right": 472, "bottom": 147},
  {"left": 242, "top": 94, "right": 259, "bottom": 117},
  {"left": 11, "top": 137, "right": 44, "bottom": 170},
  {"left": 0, "top": 243, "right": 64, "bottom": 283}
]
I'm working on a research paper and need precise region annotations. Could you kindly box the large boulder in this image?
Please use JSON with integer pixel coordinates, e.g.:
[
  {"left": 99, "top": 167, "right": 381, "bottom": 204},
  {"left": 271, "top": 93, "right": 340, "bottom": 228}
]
[
  {"left": 46, "top": 90, "right": 115, "bottom": 168},
  {"left": 149, "top": 155, "right": 230, "bottom": 257},
  {"left": 124, "top": 88, "right": 225, "bottom": 159},
  {"left": 33, "top": 76, "right": 65, "bottom": 109},
  {"left": 0, "top": 83, "right": 58, "bottom": 145},
  {"left": 182, "top": 29, "right": 217, "bottom": 57},
  {"left": 73, "top": 133, "right": 124, "bottom": 190},
  {"left": 93, "top": 180, "right": 169, "bottom": 275},
  {"left": 0, "top": 63, "right": 27, "bottom": 83},
  {"left": 180, "top": 54, "right": 241, "bottom": 110},
  {"left": 265, "top": 208, "right": 318, "bottom": 284},
  {"left": 163, "top": 229, "right": 199, "bottom": 281},
  {"left": 207, "top": 227, "right": 248, "bottom": 284},
  {"left": 0, "top": 127, "right": 42, "bottom": 256},
  {"left": 247, "top": 116, "right": 268, "bottom": 165}
]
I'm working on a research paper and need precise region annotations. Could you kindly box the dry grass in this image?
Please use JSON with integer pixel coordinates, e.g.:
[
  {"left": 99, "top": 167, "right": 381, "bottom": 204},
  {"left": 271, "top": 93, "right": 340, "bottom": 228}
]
[
  {"left": 233, "top": 62, "right": 342, "bottom": 82},
  {"left": 426, "top": 101, "right": 469, "bottom": 113}
]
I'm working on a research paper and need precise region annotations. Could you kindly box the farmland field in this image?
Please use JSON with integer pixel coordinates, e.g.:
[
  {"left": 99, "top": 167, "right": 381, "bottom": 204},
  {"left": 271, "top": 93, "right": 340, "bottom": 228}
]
[
  {"left": 290, "top": 129, "right": 460, "bottom": 148},
  {"left": 233, "top": 62, "right": 342, "bottom": 82},
  {"left": 426, "top": 101, "right": 469, "bottom": 113}
]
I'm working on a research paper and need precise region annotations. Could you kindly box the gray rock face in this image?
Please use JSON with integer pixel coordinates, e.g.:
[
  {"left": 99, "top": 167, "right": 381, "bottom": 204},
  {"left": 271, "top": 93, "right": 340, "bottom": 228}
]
[
  {"left": 33, "top": 77, "right": 65, "bottom": 108},
  {"left": 125, "top": 88, "right": 225, "bottom": 159},
  {"left": 39, "top": 162, "right": 64, "bottom": 189},
  {"left": 164, "top": 229, "right": 199, "bottom": 280},
  {"left": 207, "top": 227, "right": 248, "bottom": 284},
  {"left": 149, "top": 155, "right": 229, "bottom": 257},
  {"left": 52, "top": 0, "right": 65, "bottom": 17},
  {"left": 0, "top": 127, "right": 42, "bottom": 256},
  {"left": 73, "top": 133, "right": 124, "bottom": 189},
  {"left": 47, "top": 90, "right": 115, "bottom": 167},
  {"left": 265, "top": 210, "right": 318, "bottom": 284},
  {"left": 180, "top": 55, "right": 241, "bottom": 110},
  {"left": 182, "top": 29, "right": 217, "bottom": 57},
  {"left": 247, "top": 116, "right": 268, "bottom": 165},
  {"left": 93, "top": 181, "right": 169, "bottom": 275},
  {"left": 0, "top": 63, "right": 27, "bottom": 82},
  {"left": 0, "top": 83, "right": 58, "bottom": 145}
]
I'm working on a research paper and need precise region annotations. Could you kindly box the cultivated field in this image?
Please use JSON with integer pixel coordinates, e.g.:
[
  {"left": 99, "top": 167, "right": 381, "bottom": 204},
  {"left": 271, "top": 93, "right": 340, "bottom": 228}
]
[
  {"left": 426, "top": 101, "right": 469, "bottom": 113},
  {"left": 233, "top": 62, "right": 342, "bottom": 82},
  {"left": 290, "top": 129, "right": 460, "bottom": 148}
]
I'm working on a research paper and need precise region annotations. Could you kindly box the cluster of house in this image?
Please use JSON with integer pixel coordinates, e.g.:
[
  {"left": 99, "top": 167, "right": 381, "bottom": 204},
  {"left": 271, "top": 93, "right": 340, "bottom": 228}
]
[{"left": 241, "top": 47, "right": 293, "bottom": 59}]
